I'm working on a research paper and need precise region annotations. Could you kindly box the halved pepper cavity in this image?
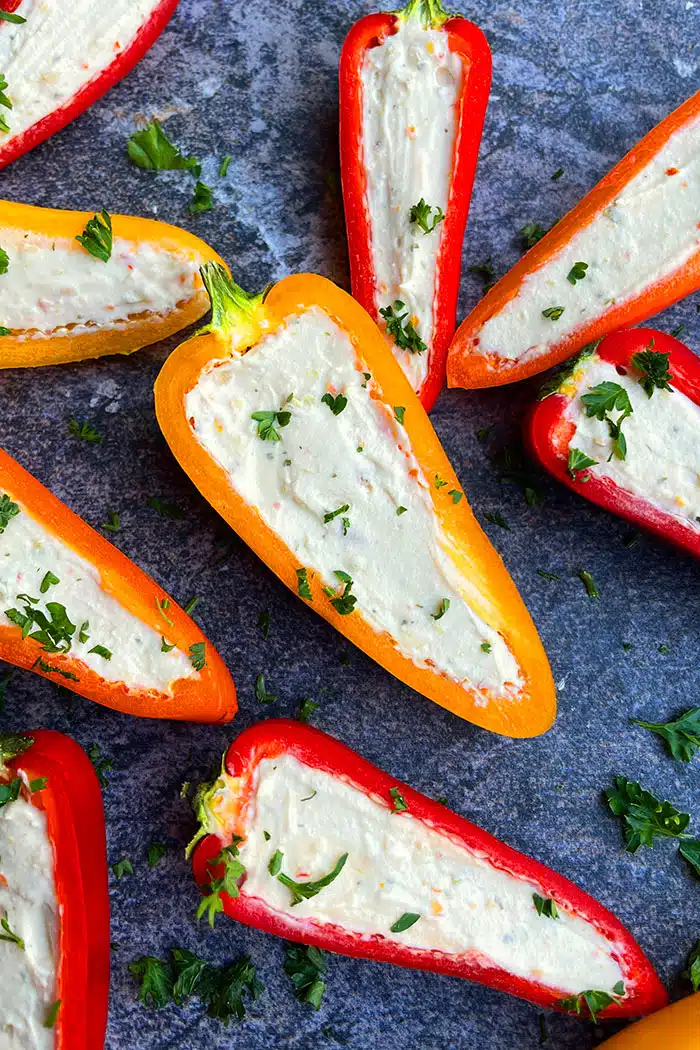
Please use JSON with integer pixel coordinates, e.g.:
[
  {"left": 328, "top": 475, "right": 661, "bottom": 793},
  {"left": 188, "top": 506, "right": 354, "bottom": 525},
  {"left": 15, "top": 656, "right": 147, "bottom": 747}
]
[
  {"left": 155, "top": 263, "right": 555, "bottom": 737},
  {"left": 527, "top": 328, "right": 700, "bottom": 559},
  {"left": 0, "top": 730, "right": 110, "bottom": 1050},
  {"left": 0, "top": 448, "right": 237, "bottom": 721},
  {"left": 191, "top": 720, "right": 667, "bottom": 1018},
  {"left": 340, "top": 0, "right": 491, "bottom": 408}
]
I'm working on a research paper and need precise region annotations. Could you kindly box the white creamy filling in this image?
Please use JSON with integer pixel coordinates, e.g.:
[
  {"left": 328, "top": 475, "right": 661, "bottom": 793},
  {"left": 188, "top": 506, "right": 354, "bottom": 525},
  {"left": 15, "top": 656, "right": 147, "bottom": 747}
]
[
  {"left": 185, "top": 306, "right": 521, "bottom": 698},
  {"left": 564, "top": 356, "right": 700, "bottom": 528},
  {"left": 361, "top": 17, "right": 461, "bottom": 391},
  {"left": 0, "top": 497, "right": 195, "bottom": 694},
  {"left": 0, "top": 230, "right": 200, "bottom": 336},
  {"left": 239, "top": 754, "right": 624, "bottom": 995},
  {"left": 0, "top": 0, "right": 158, "bottom": 142},
  {"left": 0, "top": 797, "right": 57, "bottom": 1050},
  {"left": 477, "top": 114, "right": 700, "bottom": 362}
]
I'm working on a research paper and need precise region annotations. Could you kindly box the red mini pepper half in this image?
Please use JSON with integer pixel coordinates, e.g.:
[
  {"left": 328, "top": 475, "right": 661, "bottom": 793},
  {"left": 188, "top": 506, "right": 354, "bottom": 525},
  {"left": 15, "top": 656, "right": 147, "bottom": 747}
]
[
  {"left": 0, "top": 0, "right": 179, "bottom": 169},
  {"left": 339, "top": 0, "right": 491, "bottom": 410},
  {"left": 0, "top": 730, "right": 110, "bottom": 1049},
  {"left": 527, "top": 328, "right": 700, "bottom": 559},
  {"left": 191, "top": 719, "right": 666, "bottom": 1019}
]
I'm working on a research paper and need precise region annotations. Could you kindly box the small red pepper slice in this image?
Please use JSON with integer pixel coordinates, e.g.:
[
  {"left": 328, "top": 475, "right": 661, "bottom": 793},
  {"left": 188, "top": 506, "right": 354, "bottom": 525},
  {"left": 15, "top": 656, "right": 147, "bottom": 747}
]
[
  {"left": 1, "top": 730, "right": 110, "bottom": 1049},
  {"left": 527, "top": 328, "right": 700, "bottom": 559},
  {"left": 339, "top": 0, "right": 491, "bottom": 410},
  {"left": 191, "top": 718, "right": 667, "bottom": 1018}
]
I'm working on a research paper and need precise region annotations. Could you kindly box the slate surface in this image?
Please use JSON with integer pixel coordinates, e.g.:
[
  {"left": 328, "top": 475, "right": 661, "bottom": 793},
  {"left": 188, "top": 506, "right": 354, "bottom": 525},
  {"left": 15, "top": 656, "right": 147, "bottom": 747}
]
[{"left": 1, "top": 0, "right": 699, "bottom": 1047}]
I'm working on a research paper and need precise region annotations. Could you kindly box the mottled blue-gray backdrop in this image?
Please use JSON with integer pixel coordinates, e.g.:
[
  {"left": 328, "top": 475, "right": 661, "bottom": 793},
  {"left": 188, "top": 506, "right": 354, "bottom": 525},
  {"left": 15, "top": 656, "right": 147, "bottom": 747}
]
[{"left": 1, "top": 1, "right": 698, "bottom": 1047}]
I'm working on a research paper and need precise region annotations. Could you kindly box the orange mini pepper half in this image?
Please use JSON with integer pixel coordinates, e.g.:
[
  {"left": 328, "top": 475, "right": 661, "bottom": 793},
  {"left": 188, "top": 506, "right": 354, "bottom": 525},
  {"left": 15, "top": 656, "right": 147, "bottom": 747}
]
[
  {"left": 601, "top": 993, "right": 700, "bottom": 1049},
  {"left": 155, "top": 264, "right": 555, "bottom": 737},
  {"left": 0, "top": 198, "right": 225, "bottom": 368},
  {"left": 0, "top": 448, "right": 237, "bottom": 722}
]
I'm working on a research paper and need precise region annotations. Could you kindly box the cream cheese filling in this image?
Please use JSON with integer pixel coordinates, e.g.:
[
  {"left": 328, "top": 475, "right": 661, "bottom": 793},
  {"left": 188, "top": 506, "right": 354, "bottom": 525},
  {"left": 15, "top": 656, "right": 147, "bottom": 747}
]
[
  {"left": 0, "top": 796, "right": 58, "bottom": 1050},
  {"left": 185, "top": 305, "right": 522, "bottom": 699},
  {"left": 564, "top": 355, "right": 700, "bottom": 528},
  {"left": 361, "top": 16, "right": 462, "bottom": 391},
  {"left": 0, "top": 230, "right": 201, "bottom": 337},
  {"left": 477, "top": 114, "right": 700, "bottom": 363},
  {"left": 237, "top": 754, "right": 624, "bottom": 995},
  {"left": 0, "top": 494, "right": 195, "bottom": 694},
  {"left": 0, "top": 0, "right": 159, "bottom": 144}
]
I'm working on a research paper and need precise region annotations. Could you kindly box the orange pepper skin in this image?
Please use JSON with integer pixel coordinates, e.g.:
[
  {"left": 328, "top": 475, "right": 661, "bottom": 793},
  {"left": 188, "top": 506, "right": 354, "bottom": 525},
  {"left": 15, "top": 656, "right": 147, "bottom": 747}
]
[
  {"left": 0, "top": 448, "right": 237, "bottom": 722},
  {"left": 0, "top": 198, "right": 226, "bottom": 368},
  {"left": 601, "top": 993, "right": 700, "bottom": 1048},
  {"left": 155, "top": 269, "right": 555, "bottom": 737}
]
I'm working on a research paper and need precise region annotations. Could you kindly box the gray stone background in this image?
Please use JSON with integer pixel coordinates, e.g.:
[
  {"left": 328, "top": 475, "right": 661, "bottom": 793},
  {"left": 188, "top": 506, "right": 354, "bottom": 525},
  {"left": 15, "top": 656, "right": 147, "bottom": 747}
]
[{"left": 0, "top": 0, "right": 698, "bottom": 1047}]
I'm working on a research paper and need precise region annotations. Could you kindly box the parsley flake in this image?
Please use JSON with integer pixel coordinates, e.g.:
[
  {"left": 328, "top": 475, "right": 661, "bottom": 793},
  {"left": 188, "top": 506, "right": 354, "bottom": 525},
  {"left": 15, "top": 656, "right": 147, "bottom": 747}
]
[
  {"left": 568, "top": 447, "right": 598, "bottom": 479},
  {"left": 631, "top": 708, "right": 700, "bottom": 762},
  {"left": 189, "top": 642, "right": 206, "bottom": 672},
  {"left": 112, "top": 858, "right": 134, "bottom": 879},
  {"left": 0, "top": 913, "right": 24, "bottom": 950},
  {"left": 273, "top": 852, "right": 348, "bottom": 906},
  {"left": 296, "top": 698, "right": 319, "bottom": 722},
  {"left": 127, "top": 120, "right": 199, "bottom": 172},
  {"left": 542, "top": 306, "right": 564, "bottom": 321},
  {"left": 255, "top": 673, "right": 276, "bottom": 705},
  {"left": 391, "top": 912, "right": 420, "bottom": 933},
  {"left": 578, "top": 569, "right": 599, "bottom": 598},
  {"left": 558, "top": 987, "right": 624, "bottom": 1023},
  {"left": 389, "top": 786, "right": 408, "bottom": 813},
  {"left": 324, "top": 504, "right": 350, "bottom": 524},
  {"left": 296, "top": 567, "right": 312, "bottom": 601},
  {"left": 326, "top": 570, "right": 357, "bottom": 615},
  {"left": 379, "top": 300, "right": 427, "bottom": 354},
  {"left": 189, "top": 180, "right": 214, "bottom": 214},
  {"left": 533, "top": 893, "right": 559, "bottom": 919},
  {"left": 100, "top": 511, "right": 121, "bottom": 533},
  {"left": 68, "top": 419, "right": 103, "bottom": 444},
  {"left": 75, "top": 210, "right": 113, "bottom": 262},
  {"left": 0, "top": 493, "right": 19, "bottom": 533},
  {"left": 283, "top": 943, "right": 327, "bottom": 1010},
  {"left": 394, "top": 406, "right": 406, "bottom": 425},
  {"left": 520, "top": 222, "right": 547, "bottom": 250},
  {"left": 605, "top": 775, "right": 691, "bottom": 852},
  {"left": 321, "top": 392, "right": 348, "bottom": 415},
  {"left": 432, "top": 598, "right": 450, "bottom": 621},
  {"left": 566, "top": 261, "right": 588, "bottom": 285},
  {"left": 409, "top": 198, "right": 444, "bottom": 234},
  {"left": 630, "top": 345, "right": 673, "bottom": 398}
]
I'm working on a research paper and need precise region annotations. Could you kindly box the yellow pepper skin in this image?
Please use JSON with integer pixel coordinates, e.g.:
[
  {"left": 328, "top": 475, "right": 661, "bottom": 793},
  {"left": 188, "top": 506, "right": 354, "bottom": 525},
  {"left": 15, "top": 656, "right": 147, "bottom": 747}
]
[
  {"left": 0, "top": 199, "right": 225, "bottom": 368},
  {"left": 601, "top": 993, "right": 700, "bottom": 1048}
]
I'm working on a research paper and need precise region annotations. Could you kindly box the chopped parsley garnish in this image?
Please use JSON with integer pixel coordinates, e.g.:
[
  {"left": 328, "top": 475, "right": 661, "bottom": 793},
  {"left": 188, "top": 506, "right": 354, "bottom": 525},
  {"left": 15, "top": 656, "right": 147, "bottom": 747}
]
[
  {"left": 296, "top": 567, "right": 312, "bottom": 601},
  {"left": 379, "top": 300, "right": 427, "bottom": 354},
  {"left": 389, "top": 786, "right": 408, "bottom": 813},
  {"left": 551, "top": 168, "right": 564, "bottom": 180},
  {"left": 0, "top": 493, "right": 19, "bottom": 533},
  {"left": 431, "top": 598, "right": 450, "bottom": 621},
  {"left": 476, "top": 425, "right": 494, "bottom": 442},
  {"left": 325, "top": 570, "right": 357, "bottom": 615},
  {"left": 257, "top": 610, "right": 270, "bottom": 638},
  {"left": 679, "top": 841, "right": 700, "bottom": 877},
  {"left": 630, "top": 345, "right": 673, "bottom": 398},
  {"left": 396, "top": 506, "right": 407, "bottom": 516},
  {"left": 448, "top": 489, "right": 463, "bottom": 504},
  {"left": 127, "top": 120, "right": 199, "bottom": 172},
  {"left": 434, "top": 475, "right": 447, "bottom": 489},
  {"left": 219, "top": 154, "right": 232, "bottom": 177},
  {"left": 183, "top": 595, "right": 201, "bottom": 616},
  {"left": 566, "top": 261, "right": 588, "bottom": 285},
  {"left": 537, "top": 570, "right": 560, "bottom": 581},
  {"left": 6, "top": 596, "right": 76, "bottom": 654},
  {"left": 481, "top": 642, "right": 491, "bottom": 653},
  {"left": 161, "top": 637, "right": 175, "bottom": 652},
  {"left": 197, "top": 838, "right": 246, "bottom": 927},
  {"left": 272, "top": 851, "right": 348, "bottom": 906},
  {"left": 394, "top": 406, "right": 406, "bottom": 425},
  {"left": 189, "top": 642, "right": 206, "bottom": 671},
  {"left": 0, "top": 247, "right": 8, "bottom": 274},
  {"left": 129, "top": 948, "right": 264, "bottom": 1021},
  {"left": 578, "top": 569, "right": 599, "bottom": 598},
  {"left": 100, "top": 511, "right": 121, "bottom": 533},
  {"left": 605, "top": 775, "right": 692, "bottom": 852},
  {"left": 390, "top": 912, "right": 420, "bottom": 933},
  {"left": 684, "top": 939, "right": 700, "bottom": 992},
  {"left": 255, "top": 673, "right": 276, "bottom": 705},
  {"left": 79, "top": 621, "right": 90, "bottom": 645},
  {"left": 0, "top": 670, "right": 11, "bottom": 713},
  {"left": 409, "top": 198, "right": 444, "bottom": 234},
  {"left": 532, "top": 894, "right": 558, "bottom": 919},
  {"left": 68, "top": 418, "right": 103, "bottom": 444},
  {"left": 112, "top": 858, "right": 134, "bottom": 879},
  {"left": 39, "top": 572, "right": 59, "bottom": 594},
  {"left": 631, "top": 708, "right": 700, "bottom": 763},
  {"left": 89, "top": 644, "right": 112, "bottom": 661},
  {"left": 468, "top": 261, "right": 498, "bottom": 293},
  {"left": 0, "top": 10, "right": 26, "bottom": 22},
  {"left": 297, "top": 698, "right": 319, "bottom": 723},
  {"left": 320, "top": 392, "right": 348, "bottom": 415},
  {"left": 156, "top": 597, "right": 174, "bottom": 626},
  {"left": 558, "top": 985, "right": 624, "bottom": 1023},
  {"left": 567, "top": 447, "right": 598, "bottom": 479},
  {"left": 485, "top": 511, "right": 510, "bottom": 530},
  {"left": 324, "top": 504, "right": 350, "bottom": 524},
  {"left": 268, "top": 850, "right": 283, "bottom": 875},
  {"left": 671, "top": 323, "right": 685, "bottom": 339},
  {"left": 0, "top": 75, "right": 12, "bottom": 133},
  {"left": 147, "top": 842, "right": 168, "bottom": 867},
  {"left": 250, "top": 408, "right": 292, "bottom": 441},
  {"left": 75, "top": 210, "right": 113, "bottom": 262},
  {"left": 0, "top": 913, "right": 24, "bottom": 950},
  {"left": 87, "top": 744, "right": 113, "bottom": 787},
  {"left": 189, "top": 180, "right": 214, "bottom": 214},
  {"left": 0, "top": 778, "right": 21, "bottom": 809},
  {"left": 519, "top": 222, "right": 547, "bottom": 250},
  {"left": 29, "top": 777, "right": 47, "bottom": 794},
  {"left": 658, "top": 643, "right": 670, "bottom": 655},
  {"left": 129, "top": 956, "right": 173, "bottom": 1008},
  {"left": 43, "top": 1001, "right": 61, "bottom": 1029},
  {"left": 492, "top": 443, "right": 544, "bottom": 507},
  {"left": 147, "top": 497, "right": 185, "bottom": 519},
  {"left": 582, "top": 380, "right": 633, "bottom": 461},
  {"left": 0, "top": 327, "right": 11, "bottom": 336},
  {"left": 542, "top": 306, "right": 564, "bottom": 321},
  {"left": 283, "top": 943, "right": 327, "bottom": 1010}
]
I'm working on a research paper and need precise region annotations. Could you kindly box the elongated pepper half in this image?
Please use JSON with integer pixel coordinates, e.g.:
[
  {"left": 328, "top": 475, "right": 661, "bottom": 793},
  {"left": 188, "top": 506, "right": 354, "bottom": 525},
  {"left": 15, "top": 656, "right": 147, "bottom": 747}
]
[
  {"left": 0, "top": 448, "right": 237, "bottom": 721},
  {"left": 0, "top": 731, "right": 110, "bottom": 1050},
  {"left": 0, "top": 0, "right": 178, "bottom": 169},
  {"left": 155, "top": 264, "right": 554, "bottom": 737},
  {"left": 600, "top": 993, "right": 700, "bottom": 1049},
  {"left": 191, "top": 720, "right": 667, "bottom": 1018},
  {"left": 339, "top": 0, "right": 491, "bottom": 410},
  {"left": 447, "top": 89, "right": 700, "bottom": 389},
  {"left": 0, "top": 199, "right": 225, "bottom": 368},
  {"left": 527, "top": 328, "right": 700, "bottom": 559}
]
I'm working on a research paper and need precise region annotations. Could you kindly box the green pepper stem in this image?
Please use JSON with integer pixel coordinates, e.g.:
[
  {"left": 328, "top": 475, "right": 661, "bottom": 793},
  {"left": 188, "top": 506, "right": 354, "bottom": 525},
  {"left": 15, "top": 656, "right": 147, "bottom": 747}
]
[
  {"left": 399, "top": 0, "right": 451, "bottom": 27},
  {"left": 198, "top": 263, "right": 264, "bottom": 338}
]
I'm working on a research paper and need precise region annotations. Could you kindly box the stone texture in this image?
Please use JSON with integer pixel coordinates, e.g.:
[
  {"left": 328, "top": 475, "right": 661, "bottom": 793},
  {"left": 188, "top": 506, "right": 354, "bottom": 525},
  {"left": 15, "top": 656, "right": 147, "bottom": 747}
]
[{"left": 0, "top": 0, "right": 699, "bottom": 1047}]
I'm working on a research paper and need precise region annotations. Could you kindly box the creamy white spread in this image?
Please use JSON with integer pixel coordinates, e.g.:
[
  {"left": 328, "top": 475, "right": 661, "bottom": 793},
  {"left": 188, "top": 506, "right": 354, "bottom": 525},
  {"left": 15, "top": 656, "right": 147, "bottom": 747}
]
[
  {"left": 361, "top": 16, "right": 462, "bottom": 391},
  {"left": 236, "top": 754, "right": 624, "bottom": 995},
  {"left": 0, "top": 0, "right": 158, "bottom": 143},
  {"left": 185, "top": 306, "right": 522, "bottom": 699},
  {"left": 0, "top": 796, "right": 58, "bottom": 1049},
  {"left": 0, "top": 230, "right": 201, "bottom": 337},
  {"left": 564, "top": 355, "right": 700, "bottom": 529},
  {"left": 477, "top": 114, "right": 700, "bottom": 363},
  {"left": 0, "top": 495, "right": 195, "bottom": 694}
]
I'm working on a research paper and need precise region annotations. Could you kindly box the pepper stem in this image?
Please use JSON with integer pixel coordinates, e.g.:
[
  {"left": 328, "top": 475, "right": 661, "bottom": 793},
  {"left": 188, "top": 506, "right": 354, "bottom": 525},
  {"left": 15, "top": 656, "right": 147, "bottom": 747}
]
[
  {"left": 399, "top": 0, "right": 451, "bottom": 27},
  {"left": 197, "top": 263, "right": 265, "bottom": 339}
]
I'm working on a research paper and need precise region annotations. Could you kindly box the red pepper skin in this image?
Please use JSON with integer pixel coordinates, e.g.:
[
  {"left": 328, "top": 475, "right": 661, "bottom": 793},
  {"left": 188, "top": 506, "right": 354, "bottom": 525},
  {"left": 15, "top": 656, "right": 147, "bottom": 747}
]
[
  {"left": 5, "top": 730, "right": 109, "bottom": 1050},
  {"left": 527, "top": 328, "right": 700, "bottom": 559},
  {"left": 192, "top": 719, "right": 667, "bottom": 1018},
  {"left": 339, "top": 7, "right": 491, "bottom": 411},
  {"left": 0, "top": 0, "right": 179, "bottom": 170}
]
